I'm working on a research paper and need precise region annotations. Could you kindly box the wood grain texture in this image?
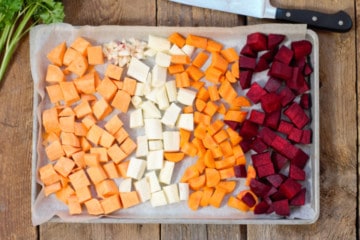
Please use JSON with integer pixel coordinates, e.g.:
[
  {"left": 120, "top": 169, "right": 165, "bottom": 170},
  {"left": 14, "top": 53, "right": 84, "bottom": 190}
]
[{"left": 247, "top": 0, "right": 357, "bottom": 239}]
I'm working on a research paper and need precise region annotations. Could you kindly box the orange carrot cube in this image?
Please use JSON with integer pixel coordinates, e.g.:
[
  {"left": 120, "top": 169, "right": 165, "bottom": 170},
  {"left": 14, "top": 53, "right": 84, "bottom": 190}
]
[
  {"left": 186, "top": 34, "right": 208, "bottom": 49},
  {"left": 208, "top": 186, "right": 227, "bottom": 208},
  {"left": 192, "top": 51, "right": 209, "bottom": 68},
  {"left": 206, "top": 39, "right": 223, "bottom": 52},
  {"left": 208, "top": 85, "right": 220, "bottom": 101},
  {"left": 220, "top": 47, "right": 239, "bottom": 63},
  {"left": 168, "top": 32, "right": 186, "bottom": 47},
  {"left": 219, "top": 167, "right": 235, "bottom": 179},
  {"left": 213, "top": 129, "right": 228, "bottom": 144}
]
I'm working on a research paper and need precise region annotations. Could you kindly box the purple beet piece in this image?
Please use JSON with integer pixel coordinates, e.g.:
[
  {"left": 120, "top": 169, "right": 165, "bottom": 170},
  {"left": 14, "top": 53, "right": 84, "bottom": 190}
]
[
  {"left": 254, "top": 201, "right": 270, "bottom": 214},
  {"left": 265, "top": 186, "right": 279, "bottom": 198},
  {"left": 289, "top": 164, "right": 306, "bottom": 181},
  {"left": 254, "top": 57, "right": 270, "bottom": 72},
  {"left": 304, "top": 62, "right": 313, "bottom": 75},
  {"left": 260, "top": 49, "right": 277, "bottom": 62},
  {"left": 284, "top": 102, "right": 310, "bottom": 129},
  {"left": 224, "top": 120, "right": 239, "bottom": 130},
  {"left": 294, "top": 56, "right": 306, "bottom": 70},
  {"left": 300, "top": 93, "right": 311, "bottom": 109},
  {"left": 251, "top": 151, "right": 272, "bottom": 167},
  {"left": 264, "top": 110, "right": 281, "bottom": 130},
  {"left": 264, "top": 77, "right": 282, "bottom": 92},
  {"left": 300, "top": 129, "right": 312, "bottom": 144},
  {"left": 274, "top": 45, "right": 294, "bottom": 65},
  {"left": 267, "top": 33, "right": 285, "bottom": 50},
  {"left": 273, "top": 199, "right": 290, "bottom": 216},
  {"left": 240, "top": 44, "right": 257, "bottom": 57},
  {"left": 258, "top": 127, "right": 277, "bottom": 146},
  {"left": 234, "top": 164, "right": 247, "bottom": 178},
  {"left": 239, "top": 138, "right": 253, "bottom": 153},
  {"left": 270, "top": 189, "right": 287, "bottom": 201},
  {"left": 241, "top": 192, "right": 257, "bottom": 208},
  {"left": 246, "top": 82, "right": 267, "bottom": 104},
  {"left": 278, "top": 86, "right": 296, "bottom": 107},
  {"left": 266, "top": 174, "right": 285, "bottom": 188},
  {"left": 260, "top": 92, "right": 282, "bottom": 113},
  {"left": 256, "top": 162, "right": 275, "bottom": 178},
  {"left": 271, "top": 152, "right": 288, "bottom": 171},
  {"left": 279, "top": 178, "right": 302, "bottom": 199},
  {"left": 251, "top": 137, "right": 268, "bottom": 153},
  {"left": 292, "top": 148, "right": 309, "bottom": 169},
  {"left": 269, "top": 61, "right": 293, "bottom": 81},
  {"left": 286, "top": 67, "right": 310, "bottom": 94},
  {"left": 250, "top": 178, "right": 272, "bottom": 198},
  {"left": 249, "top": 110, "right": 265, "bottom": 125},
  {"left": 240, "top": 55, "right": 257, "bottom": 70},
  {"left": 247, "top": 32, "right": 268, "bottom": 52},
  {"left": 238, "top": 70, "right": 253, "bottom": 89},
  {"left": 271, "top": 135, "right": 295, "bottom": 159},
  {"left": 290, "top": 188, "right": 306, "bottom": 206},
  {"left": 288, "top": 127, "right": 303, "bottom": 143},
  {"left": 277, "top": 120, "right": 294, "bottom": 135},
  {"left": 239, "top": 120, "right": 258, "bottom": 139},
  {"left": 291, "top": 40, "right": 312, "bottom": 60}
]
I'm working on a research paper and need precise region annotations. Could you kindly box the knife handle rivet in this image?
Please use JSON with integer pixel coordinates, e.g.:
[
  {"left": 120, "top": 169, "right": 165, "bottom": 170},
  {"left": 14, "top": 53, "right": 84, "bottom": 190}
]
[
  {"left": 338, "top": 20, "right": 344, "bottom": 26},
  {"left": 285, "top": 12, "right": 291, "bottom": 17},
  {"left": 312, "top": 16, "right": 318, "bottom": 22}
]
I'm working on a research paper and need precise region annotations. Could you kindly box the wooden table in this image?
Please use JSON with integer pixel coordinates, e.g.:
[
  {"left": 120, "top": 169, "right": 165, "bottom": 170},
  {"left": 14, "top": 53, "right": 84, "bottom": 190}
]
[{"left": 0, "top": 0, "right": 356, "bottom": 239}]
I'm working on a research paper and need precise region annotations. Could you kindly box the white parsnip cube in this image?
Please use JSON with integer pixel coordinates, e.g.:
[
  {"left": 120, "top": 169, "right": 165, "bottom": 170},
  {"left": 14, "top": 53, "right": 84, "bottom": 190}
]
[
  {"left": 169, "top": 44, "right": 186, "bottom": 55},
  {"left": 141, "top": 101, "right": 161, "bottom": 119},
  {"left": 148, "top": 140, "right": 163, "bottom": 151},
  {"left": 161, "top": 103, "right": 181, "bottom": 127},
  {"left": 163, "top": 131, "right": 180, "bottom": 152},
  {"left": 177, "top": 88, "right": 197, "bottom": 106},
  {"left": 163, "top": 184, "right": 180, "bottom": 204},
  {"left": 181, "top": 44, "right": 195, "bottom": 57},
  {"left": 144, "top": 119, "right": 163, "bottom": 139},
  {"left": 130, "top": 108, "right": 143, "bottom": 128},
  {"left": 152, "top": 64, "right": 167, "bottom": 88},
  {"left": 147, "top": 149, "right": 164, "bottom": 170},
  {"left": 134, "top": 177, "right": 151, "bottom": 202},
  {"left": 156, "top": 86, "right": 170, "bottom": 110},
  {"left": 155, "top": 51, "right": 171, "bottom": 67},
  {"left": 131, "top": 95, "right": 143, "bottom": 108},
  {"left": 178, "top": 183, "right": 189, "bottom": 201},
  {"left": 148, "top": 35, "right": 171, "bottom": 52},
  {"left": 159, "top": 161, "right": 175, "bottom": 184},
  {"left": 127, "top": 57, "right": 149, "bottom": 83},
  {"left": 150, "top": 190, "right": 168, "bottom": 207},
  {"left": 165, "top": 80, "right": 177, "bottom": 102},
  {"left": 118, "top": 178, "right": 132, "bottom": 192},
  {"left": 177, "top": 113, "right": 194, "bottom": 131},
  {"left": 145, "top": 170, "right": 161, "bottom": 193},
  {"left": 136, "top": 135, "right": 148, "bottom": 157},
  {"left": 127, "top": 158, "right": 147, "bottom": 180},
  {"left": 134, "top": 82, "right": 145, "bottom": 96}
]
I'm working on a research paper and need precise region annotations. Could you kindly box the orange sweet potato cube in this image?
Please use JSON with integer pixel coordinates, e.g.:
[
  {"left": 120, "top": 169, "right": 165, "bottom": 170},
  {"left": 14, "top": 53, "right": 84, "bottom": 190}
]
[
  {"left": 114, "top": 127, "right": 129, "bottom": 144},
  {"left": 45, "top": 140, "right": 64, "bottom": 161},
  {"left": 42, "top": 107, "right": 61, "bottom": 134},
  {"left": 55, "top": 185, "right": 75, "bottom": 204},
  {"left": 87, "top": 166, "right": 108, "bottom": 184},
  {"left": 74, "top": 100, "right": 93, "bottom": 119},
  {"left": 122, "top": 77, "right": 137, "bottom": 96},
  {"left": 208, "top": 186, "right": 227, "bottom": 208},
  {"left": 81, "top": 137, "right": 92, "bottom": 152},
  {"left": 68, "top": 169, "right": 91, "bottom": 190},
  {"left": 74, "top": 72, "right": 96, "bottom": 94},
  {"left": 61, "top": 132, "right": 80, "bottom": 147},
  {"left": 103, "top": 161, "right": 120, "bottom": 179},
  {"left": 74, "top": 122, "right": 88, "bottom": 137},
  {"left": 87, "top": 45, "right": 104, "bottom": 65},
  {"left": 96, "top": 76, "right": 118, "bottom": 102},
  {"left": 92, "top": 98, "right": 112, "bottom": 120},
  {"left": 120, "top": 137, "right": 137, "bottom": 155},
  {"left": 120, "top": 191, "right": 140, "bottom": 209},
  {"left": 75, "top": 186, "right": 92, "bottom": 203},
  {"left": 62, "top": 145, "right": 81, "bottom": 158},
  {"left": 39, "top": 163, "right": 60, "bottom": 186},
  {"left": 54, "top": 156, "right": 76, "bottom": 177},
  {"left": 90, "top": 147, "right": 109, "bottom": 162},
  {"left": 81, "top": 114, "right": 97, "bottom": 129},
  {"left": 117, "top": 160, "right": 129, "bottom": 177},
  {"left": 99, "top": 130, "right": 115, "bottom": 148},
  {"left": 59, "top": 115, "right": 75, "bottom": 133},
  {"left": 104, "top": 114, "right": 123, "bottom": 135},
  {"left": 105, "top": 64, "right": 123, "bottom": 80},
  {"left": 86, "top": 124, "right": 104, "bottom": 145},
  {"left": 100, "top": 194, "right": 122, "bottom": 214},
  {"left": 70, "top": 37, "right": 91, "bottom": 56},
  {"left": 107, "top": 144, "right": 127, "bottom": 164},
  {"left": 71, "top": 151, "right": 86, "bottom": 169},
  {"left": 60, "top": 81, "right": 81, "bottom": 105},
  {"left": 44, "top": 181, "right": 62, "bottom": 196},
  {"left": 84, "top": 153, "right": 100, "bottom": 167},
  {"left": 46, "top": 84, "right": 64, "bottom": 103},
  {"left": 47, "top": 41, "right": 66, "bottom": 66},
  {"left": 96, "top": 179, "right": 119, "bottom": 198},
  {"left": 68, "top": 195, "right": 83, "bottom": 215},
  {"left": 111, "top": 90, "right": 131, "bottom": 113},
  {"left": 85, "top": 198, "right": 104, "bottom": 215}
]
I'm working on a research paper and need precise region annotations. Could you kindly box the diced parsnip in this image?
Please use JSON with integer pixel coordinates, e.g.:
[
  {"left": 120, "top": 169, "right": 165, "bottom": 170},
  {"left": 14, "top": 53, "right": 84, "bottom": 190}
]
[
  {"left": 145, "top": 171, "right": 161, "bottom": 193},
  {"left": 163, "top": 131, "right": 180, "bottom": 152},
  {"left": 165, "top": 80, "right": 177, "bottom": 102},
  {"left": 178, "top": 183, "right": 189, "bottom": 201},
  {"left": 169, "top": 44, "right": 185, "bottom": 55},
  {"left": 161, "top": 102, "right": 181, "bottom": 127},
  {"left": 131, "top": 96, "right": 143, "bottom": 109},
  {"left": 145, "top": 87, "right": 159, "bottom": 104},
  {"left": 177, "top": 88, "right": 197, "bottom": 106},
  {"left": 159, "top": 161, "right": 175, "bottom": 184},
  {"left": 177, "top": 113, "right": 194, "bottom": 131},
  {"left": 134, "top": 82, "right": 145, "bottom": 96},
  {"left": 163, "top": 184, "right": 180, "bottom": 204},
  {"left": 144, "top": 119, "right": 163, "bottom": 140},
  {"left": 156, "top": 86, "right": 170, "bottom": 110},
  {"left": 127, "top": 158, "right": 147, "bottom": 180},
  {"left": 127, "top": 57, "right": 150, "bottom": 83},
  {"left": 148, "top": 140, "right": 163, "bottom": 151},
  {"left": 118, "top": 178, "right": 132, "bottom": 192},
  {"left": 151, "top": 64, "right": 167, "bottom": 87},
  {"left": 150, "top": 190, "right": 168, "bottom": 207},
  {"left": 130, "top": 108, "right": 144, "bottom": 128},
  {"left": 144, "top": 48, "right": 157, "bottom": 57},
  {"left": 141, "top": 101, "right": 161, "bottom": 119},
  {"left": 155, "top": 51, "right": 171, "bottom": 68},
  {"left": 147, "top": 149, "right": 164, "bottom": 170},
  {"left": 134, "top": 177, "right": 151, "bottom": 202},
  {"left": 181, "top": 44, "right": 195, "bottom": 57},
  {"left": 136, "top": 135, "right": 148, "bottom": 157},
  {"left": 148, "top": 35, "right": 171, "bottom": 52}
]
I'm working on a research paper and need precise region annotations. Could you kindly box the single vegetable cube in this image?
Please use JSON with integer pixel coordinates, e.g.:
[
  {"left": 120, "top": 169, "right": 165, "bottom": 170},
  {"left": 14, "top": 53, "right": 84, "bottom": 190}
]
[
  {"left": 85, "top": 198, "right": 104, "bottom": 215},
  {"left": 100, "top": 194, "right": 122, "bottom": 214}
]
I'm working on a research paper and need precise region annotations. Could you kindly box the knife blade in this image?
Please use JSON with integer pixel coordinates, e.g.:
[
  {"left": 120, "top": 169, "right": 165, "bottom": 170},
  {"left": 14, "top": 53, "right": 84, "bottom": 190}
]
[{"left": 169, "top": 0, "right": 352, "bottom": 32}]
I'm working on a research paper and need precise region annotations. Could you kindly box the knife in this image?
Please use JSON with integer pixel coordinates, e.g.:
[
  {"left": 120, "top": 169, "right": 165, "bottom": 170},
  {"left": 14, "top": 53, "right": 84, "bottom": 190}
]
[{"left": 169, "top": 0, "right": 352, "bottom": 32}]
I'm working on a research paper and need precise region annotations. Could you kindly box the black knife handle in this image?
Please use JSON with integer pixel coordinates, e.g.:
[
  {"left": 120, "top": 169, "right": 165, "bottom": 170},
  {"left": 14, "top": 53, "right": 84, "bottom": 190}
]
[{"left": 275, "top": 8, "right": 352, "bottom": 32}]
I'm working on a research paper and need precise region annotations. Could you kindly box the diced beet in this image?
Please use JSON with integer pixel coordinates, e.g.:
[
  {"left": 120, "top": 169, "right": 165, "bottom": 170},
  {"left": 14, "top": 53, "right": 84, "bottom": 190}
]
[
  {"left": 239, "top": 120, "right": 258, "bottom": 139},
  {"left": 273, "top": 199, "right": 290, "bottom": 216},
  {"left": 288, "top": 127, "right": 303, "bottom": 143},
  {"left": 256, "top": 162, "right": 275, "bottom": 178},
  {"left": 271, "top": 152, "right": 288, "bottom": 171},
  {"left": 264, "top": 110, "right": 281, "bottom": 130},
  {"left": 260, "top": 92, "right": 282, "bottom": 113},
  {"left": 224, "top": 120, "right": 239, "bottom": 130},
  {"left": 247, "top": 32, "right": 268, "bottom": 52},
  {"left": 254, "top": 201, "right": 270, "bottom": 214},
  {"left": 300, "top": 93, "right": 311, "bottom": 109},
  {"left": 240, "top": 55, "right": 257, "bottom": 70},
  {"left": 270, "top": 135, "right": 290, "bottom": 155},
  {"left": 291, "top": 40, "right": 312, "bottom": 60},
  {"left": 269, "top": 61, "right": 293, "bottom": 81},
  {"left": 284, "top": 102, "right": 310, "bottom": 129},
  {"left": 291, "top": 148, "right": 309, "bottom": 169},
  {"left": 267, "top": 33, "right": 285, "bottom": 50},
  {"left": 254, "top": 57, "right": 270, "bottom": 72},
  {"left": 251, "top": 151, "right": 272, "bottom": 167},
  {"left": 270, "top": 189, "right": 287, "bottom": 201},
  {"left": 274, "top": 45, "right": 294, "bottom": 65},
  {"left": 251, "top": 137, "right": 268, "bottom": 153},
  {"left": 260, "top": 49, "right": 277, "bottom": 62},
  {"left": 289, "top": 164, "right": 306, "bottom": 181},
  {"left": 279, "top": 178, "right": 302, "bottom": 199},
  {"left": 284, "top": 142, "right": 300, "bottom": 159},
  {"left": 266, "top": 174, "right": 285, "bottom": 188},
  {"left": 264, "top": 77, "right": 282, "bottom": 92},
  {"left": 300, "top": 129, "right": 312, "bottom": 144},
  {"left": 294, "top": 56, "right": 306, "bottom": 71},
  {"left": 246, "top": 82, "right": 267, "bottom": 104},
  {"left": 290, "top": 188, "right": 306, "bottom": 206},
  {"left": 234, "top": 164, "right": 247, "bottom": 178},
  {"left": 250, "top": 178, "right": 271, "bottom": 198},
  {"left": 241, "top": 192, "right": 257, "bottom": 208},
  {"left": 286, "top": 67, "right": 310, "bottom": 94},
  {"left": 239, "top": 138, "right": 253, "bottom": 153},
  {"left": 240, "top": 44, "right": 257, "bottom": 57},
  {"left": 249, "top": 110, "right": 265, "bottom": 125},
  {"left": 277, "top": 120, "right": 294, "bottom": 135},
  {"left": 238, "top": 70, "right": 253, "bottom": 89},
  {"left": 265, "top": 186, "right": 279, "bottom": 198},
  {"left": 278, "top": 87, "right": 296, "bottom": 107},
  {"left": 304, "top": 62, "right": 313, "bottom": 75},
  {"left": 258, "top": 127, "right": 277, "bottom": 146}
]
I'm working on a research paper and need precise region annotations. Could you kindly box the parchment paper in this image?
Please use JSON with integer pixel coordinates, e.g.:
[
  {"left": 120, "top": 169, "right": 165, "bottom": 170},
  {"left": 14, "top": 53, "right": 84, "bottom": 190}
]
[{"left": 30, "top": 23, "right": 318, "bottom": 225}]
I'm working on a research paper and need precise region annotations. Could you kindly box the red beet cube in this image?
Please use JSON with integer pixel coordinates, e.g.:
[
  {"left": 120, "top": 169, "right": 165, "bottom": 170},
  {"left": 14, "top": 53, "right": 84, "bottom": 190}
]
[
  {"left": 290, "top": 188, "right": 306, "bottom": 206},
  {"left": 251, "top": 152, "right": 272, "bottom": 167},
  {"left": 270, "top": 135, "right": 290, "bottom": 155},
  {"left": 256, "top": 162, "right": 275, "bottom": 178},
  {"left": 271, "top": 152, "right": 288, "bottom": 171},
  {"left": 240, "top": 56, "right": 257, "bottom": 70},
  {"left": 267, "top": 33, "right": 285, "bottom": 50},
  {"left": 255, "top": 57, "right": 270, "bottom": 72},
  {"left": 239, "top": 70, "right": 253, "bottom": 89},
  {"left": 249, "top": 110, "right": 265, "bottom": 125},
  {"left": 288, "top": 127, "right": 303, "bottom": 143},
  {"left": 304, "top": 62, "right": 313, "bottom": 75},
  {"left": 292, "top": 148, "right": 309, "bottom": 169},
  {"left": 251, "top": 137, "right": 268, "bottom": 153},
  {"left": 279, "top": 178, "right": 302, "bottom": 199},
  {"left": 289, "top": 164, "right": 306, "bottom": 181},
  {"left": 250, "top": 178, "right": 271, "bottom": 198},
  {"left": 264, "top": 110, "right": 281, "bottom": 130},
  {"left": 260, "top": 92, "right": 282, "bottom": 113},
  {"left": 273, "top": 199, "right": 290, "bottom": 216},
  {"left": 241, "top": 192, "right": 257, "bottom": 208},
  {"left": 284, "top": 102, "right": 310, "bottom": 129},
  {"left": 277, "top": 120, "right": 294, "bottom": 135},
  {"left": 291, "top": 40, "right": 312, "bottom": 60},
  {"left": 300, "top": 93, "right": 311, "bottom": 109},
  {"left": 234, "top": 164, "right": 247, "bottom": 178},
  {"left": 287, "top": 67, "right": 310, "bottom": 94},
  {"left": 254, "top": 201, "right": 270, "bottom": 214},
  {"left": 278, "top": 87, "right": 296, "bottom": 107},
  {"left": 260, "top": 49, "right": 277, "bottom": 62},
  {"left": 266, "top": 174, "right": 286, "bottom": 188},
  {"left": 247, "top": 32, "right": 268, "bottom": 52},
  {"left": 240, "top": 44, "right": 257, "bottom": 57},
  {"left": 274, "top": 45, "right": 294, "bottom": 65},
  {"left": 300, "top": 129, "right": 312, "bottom": 144},
  {"left": 246, "top": 82, "right": 267, "bottom": 104},
  {"left": 239, "top": 120, "right": 258, "bottom": 139},
  {"left": 264, "top": 77, "right": 282, "bottom": 92},
  {"left": 224, "top": 120, "right": 239, "bottom": 130},
  {"left": 258, "top": 127, "right": 277, "bottom": 146},
  {"left": 270, "top": 189, "right": 287, "bottom": 201},
  {"left": 269, "top": 61, "right": 293, "bottom": 81},
  {"left": 239, "top": 138, "right": 253, "bottom": 153}
]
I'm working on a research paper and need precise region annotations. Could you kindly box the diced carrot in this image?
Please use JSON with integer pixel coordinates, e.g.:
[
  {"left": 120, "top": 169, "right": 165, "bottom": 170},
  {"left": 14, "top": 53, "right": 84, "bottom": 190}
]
[
  {"left": 192, "top": 137, "right": 206, "bottom": 157},
  {"left": 207, "top": 119, "right": 224, "bottom": 136},
  {"left": 205, "top": 168, "right": 220, "bottom": 188},
  {"left": 111, "top": 90, "right": 131, "bottom": 113},
  {"left": 202, "top": 133, "right": 217, "bottom": 149},
  {"left": 63, "top": 47, "right": 81, "bottom": 66},
  {"left": 59, "top": 81, "right": 81, "bottom": 105},
  {"left": 66, "top": 54, "right": 88, "bottom": 77},
  {"left": 99, "top": 130, "right": 115, "bottom": 148},
  {"left": 188, "top": 174, "right": 206, "bottom": 191},
  {"left": 213, "top": 129, "right": 228, "bottom": 144},
  {"left": 46, "top": 64, "right": 65, "bottom": 83},
  {"left": 164, "top": 152, "right": 185, "bottom": 162},
  {"left": 206, "top": 39, "right": 223, "bottom": 52},
  {"left": 74, "top": 72, "right": 96, "bottom": 94},
  {"left": 74, "top": 122, "right": 88, "bottom": 137},
  {"left": 231, "top": 61, "right": 240, "bottom": 78},
  {"left": 39, "top": 163, "right": 60, "bottom": 185},
  {"left": 105, "top": 64, "right": 123, "bottom": 80},
  {"left": 203, "top": 101, "right": 218, "bottom": 117},
  {"left": 203, "top": 150, "right": 215, "bottom": 168},
  {"left": 217, "top": 103, "right": 227, "bottom": 115},
  {"left": 192, "top": 51, "right": 209, "bottom": 68},
  {"left": 42, "top": 107, "right": 61, "bottom": 134},
  {"left": 224, "top": 110, "right": 247, "bottom": 123},
  {"left": 87, "top": 45, "right": 104, "bottom": 65},
  {"left": 211, "top": 52, "right": 228, "bottom": 73},
  {"left": 120, "top": 137, "right": 137, "bottom": 155},
  {"left": 194, "top": 111, "right": 211, "bottom": 126},
  {"left": 168, "top": 32, "right": 186, "bottom": 47},
  {"left": 117, "top": 160, "right": 129, "bottom": 177},
  {"left": 219, "top": 167, "right": 235, "bottom": 179},
  {"left": 186, "top": 34, "right": 208, "bottom": 49},
  {"left": 71, "top": 150, "right": 86, "bottom": 169},
  {"left": 175, "top": 71, "right": 190, "bottom": 88},
  {"left": 59, "top": 115, "right": 75, "bottom": 133},
  {"left": 73, "top": 100, "right": 92, "bottom": 119},
  {"left": 193, "top": 122, "right": 207, "bottom": 139},
  {"left": 221, "top": 47, "right": 239, "bottom": 63},
  {"left": 87, "top": 166, "right": 108, "bottom": 184},
  {"left": 107, "top": 144, "right": 127, "bottom": 164},
  {"left": 81, "top": 114, "right": 97, "bottom": 129},
  {"left": 226, "top": 127, "right": 242, "bottom": 146},
  {"left": 225, "top": 70, "right": 237, "bottom": 83},
  {"left": 245, "top": 165, "right": 256, "bottom": 186},
  {"left": 227, "top": 196, "right": 249, "bottom": 212},
  {"left": 215, "top": 155, "right": 236, "bottom": 170},
  {"left": 44, "top": 181, "right": 62, "bottom": 196},
  {"left": 218, "top": 80, "right": 237, "bottom": 104},
  {"left": 104, "top": 114, "right": 124, "bottom": 135},
  {"left": 101, "top": 194, "right": 122, "bottom": 214},
  {"left": 199, "top": 187, "right": 214, "bottom": 207},
  {"left": 204, "top": 66, "right": 223, "bottom": 83},
  {"left": 208, "top": 186, "right": 226, "bottom": 208},
  {"left": 171, "top": 54, "right": 190, "bottom": 65},
  {"left": 168, "top": 64, "right": 185, "bottom": 74},
  {"left": 123, "top": 77, "right": 137, "bottom": 96},
  {"left": 84, "top": 198, "right": 104, "bottom": 215},
  {"left": 86, "top": 124, "right": 104, "bottom": 145},
  {"left": 219, "top": 141, "right": 233, "bottom": 157},
  {"left": 96, "top": 179, "right": 119, "bottom": 198},
  {"left": 120, "top": 191, "right": 141, "bottom": 208},
  {"left": 217, "top": 181, "right": 236, "bottom": 193},
  {"left": 71, "top": 37, "right": 91, "bottom": 56},
  {"left": 233, "top": 96, "right": 252, "bottom": 108},
  {"left": 236, "top": 190, "right": 258, "bottom": 210},
  {"left": 190, "top": 80, "right": 205, "bottom": 90},
  {"left": 45, "top": 139, "right": 64, "bottom": 161},
  {"left": 114, "top": 127, "right": 129, "bottom": 144},
  {"left": 195, "top": 98, "right": 206, "bottom": 112},
  {"left": 207, "top": 85, "right": 220, "bottom": 102},
  {"left": 67, "top": 195, "right": 82, "bottom": 215},
  {"left": 47, "top": 42, "right": 66, "bottom": 66},
  {"left": 186, "top": 65, "right": 204, "bottom": 82},
  {"left": 194, "top": 155, "right": 206, "bottom": 174},
  {"left": 196, "top": 87, "right": 210, "bottom": 102},
  {"left": 80, "top": 137, "right": 92, "bottom": 152},
  {"left": 68, "top": 169, "right": 91, "bottom": 190},
  {"left": 210, "top": 146, "right": 223, "bottom": 159},
  {"left": 54, "top": 156, "right": 75, "bottom": 177},
  {"left": 46, "top": 84, "right": 64, "bottom": 103},
  {"left": 181, "top": 142, "right": 198, "bottom": 157},
  {"left": 183, "top": 105, "right": 194, "bottom": 113},
  {"left": 92, "top": 98, "right": 112, "bottom": 120},
  {"left": 179, "top": 128, "right": 191, "bottom": 148},
  {"left": 96, "top": 76, "right": 118, "bottom": 102},
  {"left": 181, "top": 165, "right": 199, "bottom": 183},
  {"left": 188, "top": 190, "right": 203, "bottom": 211}
]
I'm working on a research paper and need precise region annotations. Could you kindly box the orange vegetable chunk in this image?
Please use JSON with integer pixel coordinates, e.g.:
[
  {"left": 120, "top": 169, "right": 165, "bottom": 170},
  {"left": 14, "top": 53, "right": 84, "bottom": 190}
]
[
  {"left": 120, "top": 191, "right": 140, "bottom": 209},
  {"left": 92, "top": 98, "right": 112, "bottom": 120},
  {"left": 86, "top": 124, "right": 104, "bottom": 145},
  {"left": 228, "top": 196, "right": 249, "bottom": 212},
  {"left": 192, "top": 51, "right": 209, "bottom": 68},
  {"left": 123, "top": 77, "right": 137, "bottom": 96},
  {"left": 66, "top": 54, "right": 88, "bottom": 77},
  {"left": 87, "top": 166, "right": 108, "bottom": 184},
  {"left": 111, "top": 90, "right": 131, "bottom": 113},
  {"left": 39, "top": 163, "right": 60, "bottom": 185},
  {"left": 68, "top": 169, "right": 91, "bottom": 190},
  {"left": 47, "top": 42, "right": 66, "bottom": 66},
  {"left": 103, "top": 161, "right": 120, "bottom": 178},
  {"left": 208, "top": 186, "right": 227, "bottom": 208},
  {"left": 186, "top": 34, "right": 208, "bottom": 49},
  {"left": 46, "top": 84, "right": 64, "bottom": 103},
  {"left": 42, "top": 107, "right": 60, "bottom": 134},
  {"left": 45, "top": 140, "right": 64, "bottom": 161},
  {"left": 205, "top": 168, "right": 220, "bottom": 188},
  {"left": 114, "top": 127, "right": 129, "bottom": 144},
  {"left": 211, "top": 52, "right": 228, "bottom": 73},
  {"left": 189, "top": 174, "right": 206, "bottom": 191},
  {"left": 87, "top": 45, "right": 104, "bottom": 65},
  {"left": 46, "top": 64, "right": 65, "bottom": 83},
  {"left": 68, "top": 195, "right": 82, "bottom": 215},
  {"left": 107, "top": 144, "right": 127, "bottom": 164},
  {"left": 71, "top": 37, "right": 91, "bottom": 56},
  {"left": 96, "top": 179, "right": 119, "bottom": 198},
  {"left": 217, "top": 181, "right": 237, "bottom": 193},
  {"left": 104, "top": 114, "right": 123, "bottom": 135},
  {"left": 188, "top": 190, "right": 203, "bottom": 211},
  {"left": 218, "top": 80, "right": 237, "bottom": 104},
  {"left": 117, "top": 160, "right": 129, "bottom": 177},
  {"left": 60, "top": 81, "right": 81, "bottom": 105},
  {"left": 101, "top": 194, "right": 122, "bottom": 214},
  {"left": 207, "top": 119, "right": 224, "bottom": 136},
  {"left": 120, "top": 137, "right": 137, "bottom": 155},
  {"left": 90, "top": 147, "right": 109, "bottom": 162},
  {"left": 75, "top": 185, "right": 92, "bottom": 203},
  {"left": 168, "top": 32, "right": 186, "bottom": 47},
  {"left": 61, "top": 132, "right": 80, "bottom": 147},
  {"left": 44, "top": 181, "right": 62, "bottom": 196},
  {"left": 186, "top": 65, "right": 204, "bottom": 82},
  {"left": 168, "top": 64, "right": 185, "bottom": 74},
  {"left": 84, "top": 153, "right": 100, "bottom": 167},
  {"left": 181, "top": 142, "right": 198, "bottom": 157},
  {"left": 105, "top": 64, "right": 123, "bottom": 80},
  {"left": 221, "top": 47, "right": 239, "bottom": 63},
  {"left": 171, "top": 55, "right": 190, "bottom": 65},
  {"left": 200, "top": 187, "right": 214, "bottom": 207},
  {"left": 181, "top": 165, "right": 199, "bottom": 183},
  {"left": 63, "top": 47, "right": 81, "bottom": 66},
  {"left": 164, "top": 152, "right": 185, "bottom": 162},
  {"left": 203, "top": 150, "right": 216, "bottom": 168},
  {"left": 206, "top": 39, "right": 223, "bottom": 52},
  {"left": 224, "top": 110, "right": 247, "bottom": 123},
  {"left": 55, "top": 185, "right": 75, "bottom": 204},
  {"left": 99, "top": 130, "right": 115, "bottom": 148},
  {"left": 74, "top": 72, "right": 96, "bottom": 94},
  {"left": 54, "top": 156, "right": 75, "bottom": 177},
  {"left": 219, "top": 167, "right": 235, "bottom": 179},
  {"left": 96, "top": 76, "right": 118, "bottom": 102},
  {"left": 59, "top": 115, "right": 75, "bottom": 133},
  {"left": 85, "top": 198, "right": 104, "bottom": 215}
]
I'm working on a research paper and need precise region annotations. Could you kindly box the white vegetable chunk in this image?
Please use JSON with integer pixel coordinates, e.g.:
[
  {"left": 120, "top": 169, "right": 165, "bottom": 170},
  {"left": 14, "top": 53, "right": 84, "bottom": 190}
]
[
  {"left": 165, "top": 80, "right": 177, "bottom": 102},
  {"left": 181, "top": 44, "right": 195, "bottom": 57},
  {"left": 136, "top": 135, "right": 148, "bottom": 157},
  {"left": 163, "top": 131, "right": 180, "bottom": 152},
  {"left": 145, "top": 87, "right": 159, "bottom": 104},
  {"left": 144, "top": 119, "right": 163, "bottom": 139},
  {"left": 155, "top": 51, "right": 171, "bottom": 67},
  {"left": 169, "top": 44, "right": 186, "bottom": 55},
  {"left": 161, "top": 103, "right": 181, "bottom": 127},
  {"left": 178, "top": 183, "right": 189, "bottom": 201},
  {"left": 151, "top": 64, "right": 167, "bottom": 88},
  {"left": 163, "top": 184, "right": 180, "bottom": 204},
  {"left": 118, "top": 178, "right": 132, "bottom": 192},
  {"left": 127, "top": 57, "right": 149, "bottom": 83},
  {"left": 144, "top": 48, "right": 157, "bottom": 57},
  {"left": 141, "top": 101, "right": 161, "bottom": 119},
  {"left": 159, "top": 161, "right": 175, "bottom": 184},
  {"left": 147, "top": 149, "right": 164, "bottom": 170},
  {"left": 134, "top": 82, "right": 145, "bottom": 96},
  {"left": 131, "top": 95, "right": 143, "bottom": 108},
  {"left": 127, "top": 158, "right": 147, "bottom": 180},
  {"left": 130, "top": 108, "right": 144, "bottom": 128},
  {"left": 150, "top": 190, "right": 168, "bottom": 207},
  {"left": 177, "top": 113, "right": 194, "bottom": 131},
  {"left": 134, "top": 177, "right": 151, "bottom": 202},
  {"left": 145, "top": 170, "right": 161, "bottom": 193},
  {"left": 156, "top": 86, "right": 169, "bottom": 110},
  {"left": 177, "top": 88, "right": 197, "bottom": 106},
  {"left": 148, "top": 35, "right": 171, "bottom": 52},
  {"left": 148, "top": 140, "right": 163, "bottom": 151}
]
